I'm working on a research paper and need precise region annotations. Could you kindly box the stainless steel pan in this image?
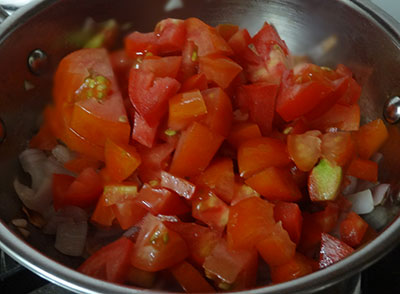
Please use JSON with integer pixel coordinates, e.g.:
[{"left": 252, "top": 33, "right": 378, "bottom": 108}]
[{"left": 0, "top": 0, "right": 400, "bottom": 293}]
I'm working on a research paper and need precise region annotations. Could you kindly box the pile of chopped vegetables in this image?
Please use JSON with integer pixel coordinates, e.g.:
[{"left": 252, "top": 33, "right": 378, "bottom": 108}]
[{"left": 14, "top": 17, "right": 390, "bottom": 292}]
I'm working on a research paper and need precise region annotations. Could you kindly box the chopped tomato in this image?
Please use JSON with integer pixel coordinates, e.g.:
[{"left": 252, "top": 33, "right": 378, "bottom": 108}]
[
  {"left": 227, "top": 197, "right": 275, "bottom": 250},
  {"left": 200, "top": 87, "right": 233, "bottom": 137},
  {"left": 91, "top": 193, "right": 116, "bottom": 227},
  {"left": 170, "top": 122, "right": 224, "bottom": 177},
  {"left": 178, "top": 40, "right": 198, "bottom": 82},
  {"left": 104, "top": 139, "right": 141, "bottom": 183},
  {"left": 287, "top": 130, "right": 322, "bottom": 172},
  {"left": 238, "top": 137, "right": 290, "bottom": 178},
  {"left": 135, "top": 183, "right": 190, "bottom": 216},
  {"left": 141, "top": 56, "right": 182, "bottom": 78},
  {"left": 319, "top": 233, "right": 354, "bottom": 269},
  {"left": 112, "top": 200, "right": 147, "bottom": 230},
  {"left": 29, "top": 121, "right": 57, "bottom": 151},
  {"left": 199, "top": 55, "right": 242, "bottom": 89},
  {"left": 180, "top": 73, "right": 208, "bottom": 92},
  {"left": 124, "top": 32, "right": 158, "bottom": 57},
  {"left": 168, "top": 89, "right": 208, "bottom": 130},
  {"left": 274, "top": 201, "right": 303, "bottom": 244},
  {"left": 216, "top": 24, "right": 239, "bottom": 42},
  {"left": 192, "top": 189, "right": 230, "bottom": 231},
  {"left": 154, "top": 18, "right": 186, "bottom": 54},
  {"left": 245, "top": 167, "right": 302, "bottom": 202},
  {"left": 171, "top": 262, "right": 215, "bottom": 293},
  {"left": 270, "top": 253, "right": 313, "bottom": 283},
  {"left": 103, "top": 183, "right": 138, "bottom": 205},
  {"left": 228, "top": 122, "right": 262, "bottom": 149},
  {"left": 252, "top": 22, "right": 289, "bottom": 57},
  {"left": 340, "top": 211, "right": 368, "bottom": 247},
  {"left": 64, "top": 155, "right": 102, "bottom": 174},
  {"left": 78, "top": 237, "right": 134, "bottom": 283},
  {"left": 53, "top": 167, "right": 103, "bottom": 210},
  {"left": 131, "top": 214, "right": 189, "bottom": 272},
  {"left": 160, "top": 171, "right": 196, "bottom": 199},
  {"left": 346, "top": 157, "right": 378, "bottom": 182},
  {"left": 231, "top": 182, "right": 260, "bottom": 206},
  {"left": 353, "top": 118, "right": 388, "bottom": 159},
  {"left": 321, "top": 131, "right": 355, "bottom": 166},
  {"left": 131, "top": 111, "right": 159, "bottom": 148}
]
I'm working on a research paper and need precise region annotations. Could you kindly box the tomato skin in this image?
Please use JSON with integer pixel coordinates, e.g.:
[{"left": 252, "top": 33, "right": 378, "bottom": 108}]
[
  {"left": 178, "top": 40, "right": 198, "bottom": 82},
  {"left": 245, "top": 167, "right": 302, "bottom": 202},
  {"left": 124, "top": 32, "right": 158, "bottom": 57},
  {"left": 29, "top": 120, "right": 57, "bottom": 151},
  {"left": 141, "top": 56, "right": 182, "bottom": 79},
  {"left": 231, "top": 182, "right": 260, "bottom": 206},
  {"left": 353, "top": 118, "right": 388, "bottom": 159},
  {"left": 238, "top": 137, "right": 291, "bottom": 178},
  {"left": 191, "top": 158, "right": 235, "bottom": 204},
  {"left": 192, "top": 189, "right": 230, "bottom": 231},
  {"left": 274, "top": 201, "right": 303, "bottom": 244},
  {"left": 160, "top": 171, "right": 197, "bottom": 200},
  {"left": 216, "top": 24, "right": 239, "bottom": 42},
  {"left": 340, "top": 211, "right": 368, "bottom": 247},
  {"left": 228, "top": 122, "right": 262, "bottom": 149},
  {"left": 135, "top": 183, "right": 190, "bottom": 216},
  {"left": 131, "top": 214, "right": 189, "bottom": 272},
  {"left": 170, "top": 122, "right": 224, "bottom": 177},
  {"left": 79, "top": 237, "right": 134, "bottom": 283},
  {"left": 287, "top": 130, "right": 322, "bottom": 172},
  {"left": 180, "top": 73, "right": 208, "bottom": 92},
  {"left": 321, "top": 131, "right": 355, "bottom": 166},
  {"left": 154, "top": 18, "right": 186, "bottom": 54},
  {"left": 131, "top": 111, "right": 159, "bottom": 148},
  {"left": 346, "top": 157, "right": 378, "bottom": 182},
  {"left": 227, "top": 197, "right": 275, "bottom": 250},
  {"left": 319, "top": 233, "right": 354, "bottom": 269},
  {"left": 64, "top": 155, "right": 102, "bottom": 174},
  {"left": 185, "top": 18, "right": 233, "bottom": 57},
  {"left": 199, "top": 55, "right": 242, "bottom": 89},
  {"left": 252, "top": 22, "right": 289, "bottom": 58},
  {"left": 112, "top": 200, "right": 147, "bottom": 230},
  {"left": 171, "top": 262, "right": 215, "bottom": 293},
  {"left": 270, "top": 253, "right": 313, "bottom": 283},
  {"left": 239, "top": 83, "right": 279, "bottom": 135},
  {"left": 104, "top": 139, "right": 141, "bottom": 183},
  {"left": 91, "top": 193, "right": 116, "bottom": 227}
]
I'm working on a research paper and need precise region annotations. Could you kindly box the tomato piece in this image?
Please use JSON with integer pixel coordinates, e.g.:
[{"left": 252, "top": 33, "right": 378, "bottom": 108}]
[
  {"left": 200, "top": 87, "right": 233, "bottom": 137},
  {"left": 131, "top": 214, "right": 189, "bottom": 272},
  {"left": 170, "top": 122, "right": 224, "bottom": 177},
  {"left": 112, "top": 200, "right": 147, "bottom": 230},
  {"left": 154, "top": 18, "right": 186, "bottom": 54},
  {"left": 192, "top": 189, "right": 230, "bottom": 231},
  {"left": 238, "top": 137, "right": 291, "bottom": 178},
  {"left": 137, "top": 143, "right": 175, "bottom": 183},
  {"left": 131, "top": 111, "right": 159, "bottom": 148},
  {"left": 245, "top": 167, "right": 302, "bottom": 202},
  {"left": 252, "top": 22, "right": 289, "bottom": 57},
  {"left": 160, "top": 171, "right": 196, "bottom": 199},
  {"left": 228, "top": 29, "right": 252, "bottom": 56},
  {"left": 287, "top": 130, "right": 322, "bottom": 172},
  {"left": 257, "top": 222, "right": 296, "bottom": 266},
  {"left": 185, "top": 18, "right": 233, "bottom": 57},
  {"left": 91, "top": 193, "right": 116, "bottom": 227},
  {"left": 109, "top": 49, "right": 134, "bottom": 94},
  {"left": 29, "top": 121, "right": 57, "bottom": 151},
  {"left": 199, "top": 55, "right": 242, "bottom": 89},
  {"left": 168, "top": 90, "right": 208, "bottom": 130},
  {"left": 124, "top": 32, "right": 158, "bottom": 57},
  {"left": 171, "top": 262, "right": 215, "bottom": 293},
  {"left": 319, "top": 233, "right": 354, "bottom": 269},
  {"left": 103, "top": 183, "right": 138, "bottom": 205},
  {"left": 231, "top": 182, "right": 260, "bottom": 206},
  {"left": 321, "top": 131, "right": 355, "bottom": 166},
  {"left": 141, "top": 56, "right": 182, "bottom": 78},
  {"left": 191, "top": 158, "right": 234, "bottom": 203},
  {"left": 165, "top": 221, "right": 220, "bottom": 267},
  {"left": 104, "top": 139, "right": 141, "bottom": 183},
  {"left": 306, "top": 103, "right": 360, "bottom": 132},
  {"left": 216, "top": 24, "right": 239, "bottom": 42},
  {"left": 136, "top": 183, "right": 190, "bottom": 215},
  {"left": 274, "top": 201, "right": 303, "bottom": 244},
  {"left": 346, "top": 157, "right": 378, "bottom": 182},
  {"left": 53, "top": 167, "right": 103, "bottom": 210},
  {"left": 337, "top": 78, "right": 362, "bottom": 105},
  {"left": 353, "top": 118, "right": 388, "bottom": 159},
  {"left": 340, "top": 211, "right": 368, "bottom": 247},
  {"left": 228, "top": 122, "right": 262, "bottom": 149},
  {"left": 129, "top": 68, "right": 180, "bottom": 126},
  {"left": 125, "top": 267, "right": 156, "bottom": 288},
  {"left": 177, "top": 40, "right": 198, "bottom": 82},
  {"left": 64, "top": 155, "right": 102, "bottom": 174},
  {"left": 227, "top": 197, "right": 275, "bottom": 250},
  {"left": 180, "top": 73, "right": 208, "bottom": 92},
  {"left": 78, "top": 237, "right": 134, "bottom": 283},
  {"left": 270, "top": 253, "right": 313, "bottom": 283},
  {"left": 203, "top": 240, "right": 258, "bottom": 289}
]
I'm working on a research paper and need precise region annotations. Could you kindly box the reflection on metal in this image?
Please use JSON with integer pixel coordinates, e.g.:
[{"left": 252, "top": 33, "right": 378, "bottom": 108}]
[
  {"left": 308, "top": 35, "right": 338, "bottom": 60},
  {"left": 383, "top": 96, "right": 400, "bottom": 124},
  {"left": 28, "top": 49, "right": 49, "bottom": 75}
]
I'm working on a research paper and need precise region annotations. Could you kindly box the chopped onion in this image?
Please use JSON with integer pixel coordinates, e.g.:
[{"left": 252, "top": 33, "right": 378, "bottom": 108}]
[
  {"left": 43, "top": 216, "right": 73, "bottom": 235},
  {"left": 347, "top": 190, "right": 374, "bottom": 215},
  {"left": 55, "top": 221, "right": 88, "bottom": 256},
  {"left": 43, "top": 206, "right": 88, "bottom": 235},
  {"left": 342, "top": 176, "right": 358, "bottom": 196},
  {"left": 372, "top": 184, "right": 390, "bottom": 206},
  {"left": 45, "top": 157, "right": 74, "bottom": 176},
  {"left": 19, "top": 149, "right": 47, "bottom": 190},
  {"left": 363, "top": 206, "right": 388, "bottom": 231},
  {"left": 356, "top": 180, "right": 378, "bottom": 193},
  {"left": 13, "top": 177, "right": 52, "bottom": 214},
  {"left": 51, "top": 145, "right": 75, "bottom": 164}
]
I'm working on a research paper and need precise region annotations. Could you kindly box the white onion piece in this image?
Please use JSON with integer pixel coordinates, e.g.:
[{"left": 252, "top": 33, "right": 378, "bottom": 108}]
[
  {"left": 371, "top": 152, "right": 383, "bottom": 164},
  {"left": 14, "top": 177, "right": 52, "bottom": 214},
  {"left": 43, "top": 206, "right": 88, "bottom": 234},
  {"left": 45, "top": 157, "right": 74, "bottom": 176},
  {"left": 55, "top": 221, "right": 88, "bottom": 256},
  {"left": 19, "top": 149, "right": 47, "bottom": 190},
  {"left": 51, "top": 145, "right": 75, "bottom": 164},
  {"left": 347, "top": 190, "right": 374, "bottom": 215},
  {"left": 372, "top": 184, "right": 390, "bottom": 206},
  {"left": 363, "top": 206, "right": 388, "bottom": 231},
  {"left": 43, "top": 216, "right": 74, "bottom": 235},
  {"left": 342, "top": 176, "right": 358, "bottom": 196}
]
